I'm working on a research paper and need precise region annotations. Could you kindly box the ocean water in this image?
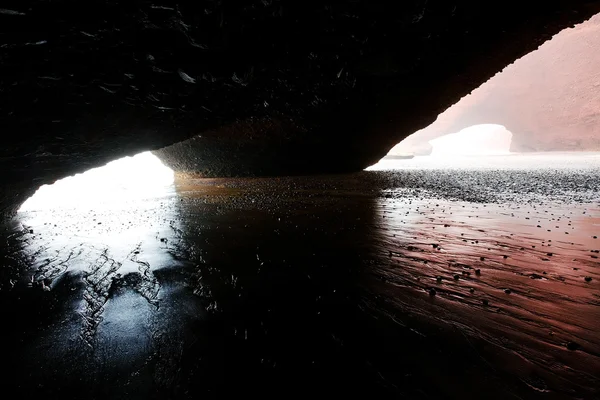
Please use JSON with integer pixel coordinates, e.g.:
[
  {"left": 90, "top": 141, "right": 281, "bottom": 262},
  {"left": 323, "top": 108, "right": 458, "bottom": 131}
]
[{"left": 0, "top": 152, "right": 598, "bottom": 399}]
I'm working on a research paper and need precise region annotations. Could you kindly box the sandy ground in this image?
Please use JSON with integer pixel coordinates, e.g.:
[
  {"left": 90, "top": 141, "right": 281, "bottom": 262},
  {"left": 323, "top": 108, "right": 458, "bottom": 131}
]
[{"left": 0, "top": 154, "right": 598, "bottom": 399}]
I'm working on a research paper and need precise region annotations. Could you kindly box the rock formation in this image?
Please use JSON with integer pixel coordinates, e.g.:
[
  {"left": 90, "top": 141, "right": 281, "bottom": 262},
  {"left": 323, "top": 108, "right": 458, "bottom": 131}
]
[
  {"left": 2, "top": 1, "right": 600, "bottom": 217},
  {"left": 389, "top": 13, "right": 600, "bottom": 156}
]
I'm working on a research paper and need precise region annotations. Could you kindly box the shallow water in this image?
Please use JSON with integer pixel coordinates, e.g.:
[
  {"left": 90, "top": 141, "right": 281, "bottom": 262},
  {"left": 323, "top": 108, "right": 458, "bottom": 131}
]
[{"left": 0, "top": 154, "right": 599, "bottom": 399}]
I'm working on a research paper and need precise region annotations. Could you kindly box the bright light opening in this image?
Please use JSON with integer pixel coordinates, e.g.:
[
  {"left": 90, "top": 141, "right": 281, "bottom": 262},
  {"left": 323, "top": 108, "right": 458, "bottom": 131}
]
[
  {"left": 19, "top": 152, "right": 174, "bottom": 212},
  {"left": 366, "top": 124, "right": 518, "bottom": 170},
  {"left": 428, "top": 124, "right": 513, "bottom": 157}
]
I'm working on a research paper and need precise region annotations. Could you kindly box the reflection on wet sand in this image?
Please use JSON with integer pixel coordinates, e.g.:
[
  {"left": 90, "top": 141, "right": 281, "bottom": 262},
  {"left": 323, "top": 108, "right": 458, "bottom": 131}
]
[
  {"left": 0, "top": 164, "right": 598, "bottom": 399},
  {"left": 369, "top": 196, "right": 599, "bottom": 397}
]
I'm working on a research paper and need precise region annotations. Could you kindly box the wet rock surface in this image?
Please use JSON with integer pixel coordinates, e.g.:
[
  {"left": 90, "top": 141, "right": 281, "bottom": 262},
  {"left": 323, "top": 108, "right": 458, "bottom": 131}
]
[
  {"left": 3, "top": 1, "right": 600, "bottom": 217},
  {"left": 0, "top": 154, "right": 599, "bottom": 399}
]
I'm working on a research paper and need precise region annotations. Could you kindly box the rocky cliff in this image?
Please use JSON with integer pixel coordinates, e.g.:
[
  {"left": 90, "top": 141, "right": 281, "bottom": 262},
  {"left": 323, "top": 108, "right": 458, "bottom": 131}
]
[{"left": 390, "top": 13, "right": 600, "bottom": 155}]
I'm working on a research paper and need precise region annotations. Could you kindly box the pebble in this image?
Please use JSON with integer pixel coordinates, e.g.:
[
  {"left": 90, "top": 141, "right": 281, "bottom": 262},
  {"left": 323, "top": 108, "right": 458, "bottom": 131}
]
[
  {"left": 584, "top": 276, "right": 592, "bottom": 282},
  {"left": 504, "top": 288, "right": 512, "bottom": 294},
  {"left": 453, "top": 274, "right": 460, "bottom": 280},
  {"left": 429, "top": 288, "right": 437, "bottom": 297},
  {"left": 566, "top": 342, "right": 581, "bottom": 351}
]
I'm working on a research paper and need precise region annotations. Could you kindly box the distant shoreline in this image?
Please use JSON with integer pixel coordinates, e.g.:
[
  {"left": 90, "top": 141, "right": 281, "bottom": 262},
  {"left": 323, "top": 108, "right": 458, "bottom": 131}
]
[{"left": 382, "top": 154, "right": 414, "bottom": 160}]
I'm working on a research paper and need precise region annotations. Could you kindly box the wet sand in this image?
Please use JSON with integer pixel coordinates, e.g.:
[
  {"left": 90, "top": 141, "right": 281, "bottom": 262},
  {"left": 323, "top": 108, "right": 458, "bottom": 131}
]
[{"left": 0, "top": 155, "right": 599, "bottom": 399}]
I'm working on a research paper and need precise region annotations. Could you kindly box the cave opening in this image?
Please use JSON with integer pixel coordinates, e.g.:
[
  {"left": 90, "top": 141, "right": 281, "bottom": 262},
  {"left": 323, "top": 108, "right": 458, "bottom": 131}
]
[
  {"left": 18, "top": 151, "right": 174, "bottom": 213},
  {"left": 427, "top": 124, "right": 513, "bottom": 157},
  {"left": 367, "top": 124, "right": 517, "bottom": 170}
]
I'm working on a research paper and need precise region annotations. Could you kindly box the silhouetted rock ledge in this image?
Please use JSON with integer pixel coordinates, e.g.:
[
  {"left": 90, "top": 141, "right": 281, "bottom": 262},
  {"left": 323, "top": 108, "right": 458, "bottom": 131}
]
[{"left": 2, "top": 1, "right": 600, "bottom": 215}]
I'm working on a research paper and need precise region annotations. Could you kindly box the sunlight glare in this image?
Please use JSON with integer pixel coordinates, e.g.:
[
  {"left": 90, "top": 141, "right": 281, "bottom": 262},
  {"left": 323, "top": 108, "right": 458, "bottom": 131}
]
[
  {"left": 19, "top": 152, "right": 174, "bottom": 212},
  {"left": 366, "top": 124, "right": 516, "bottom": 170},
  {"left": 429, "top": 124, "right": 512, "bottom": 157}
]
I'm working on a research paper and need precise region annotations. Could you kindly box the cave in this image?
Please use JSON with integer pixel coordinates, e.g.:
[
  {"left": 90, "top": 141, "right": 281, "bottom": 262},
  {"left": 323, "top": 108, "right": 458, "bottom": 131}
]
[
  {"left": 3, "top": 1, "right": 600, "bottom": 217},
  {"left": 1, "top": 1, "right": 600, "bottom": 399}
]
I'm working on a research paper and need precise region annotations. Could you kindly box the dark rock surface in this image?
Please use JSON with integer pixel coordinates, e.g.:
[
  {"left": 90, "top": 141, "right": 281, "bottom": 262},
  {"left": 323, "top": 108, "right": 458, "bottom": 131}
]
[{"left": 3, "top": 1, "right": 600, "bottom": 216}]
